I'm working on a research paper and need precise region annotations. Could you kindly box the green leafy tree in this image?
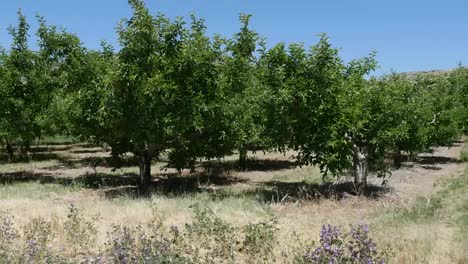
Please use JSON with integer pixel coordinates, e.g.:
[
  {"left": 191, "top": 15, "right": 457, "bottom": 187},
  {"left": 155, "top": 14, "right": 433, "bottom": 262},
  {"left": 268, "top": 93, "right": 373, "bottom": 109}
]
[
  {"left": 102, "top": 0, "right": 171, "bottom": 194},
  {"left": 449, "top": 66, "right": 468, "bottom": 133},
  {"left": 0, "top": 12, "right": 88, "bottom": 158},
  {"left": 335, "top": 52, "right": 380, "bottom": 191},
  {"left": 164, "top": 15, "right": 228, "bottom": 171},
  {"left": 1, "top": 11, "right": 43, "bottom": 158},
  {"left": 284, "top": 36, "right": 380, "bottom": 193},
  {"left": 219, "top": 14, "right": 265, "bottom": 169},
  {"left": 65, "top": 45, "right": 116, "bottom": 143},
  {"left": 1, "top": 3, "right": 465, "bottom": 196},
  {"left": 368, "top": 75, "right": 430, "bottom": 168},
  {"left": 34, "top": 16, "right": 92, "bottom": 139},
  {"left": 417, "top": 74, "right": 464, "bottom": 147},
  {"left": 287, "top": 36, "right": 348, "bottom": 177},
  {"left": 257, "top": 42, "right": 300, "bottom": 152},
  {"left": 0, "top": 46, "right": 10, "bottom": 155}
]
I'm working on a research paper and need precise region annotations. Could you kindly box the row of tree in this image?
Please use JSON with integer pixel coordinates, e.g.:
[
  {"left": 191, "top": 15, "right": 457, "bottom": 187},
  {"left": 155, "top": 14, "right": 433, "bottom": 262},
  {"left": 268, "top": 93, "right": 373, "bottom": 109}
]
[{"left": 1, "top": 0, "right": 466, "bottom": 194}]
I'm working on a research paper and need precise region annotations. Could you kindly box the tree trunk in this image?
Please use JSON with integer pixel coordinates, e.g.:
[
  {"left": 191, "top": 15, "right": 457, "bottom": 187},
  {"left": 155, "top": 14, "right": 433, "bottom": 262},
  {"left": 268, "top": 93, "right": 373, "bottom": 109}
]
[
  {"left": 239, "top": 148, "right": 247, "bottom": 170},
  {"left": 6, "top": 143, "right": 14, "bottom": 161},
  {"left": 353, "top": 145, "right": 368, "bottom": 195},
  {"left": 138, "top": 150, "right": 152, "bottom": 196},
  {"left": 393, "top": 150, "right": 403, "bottom": 168}
]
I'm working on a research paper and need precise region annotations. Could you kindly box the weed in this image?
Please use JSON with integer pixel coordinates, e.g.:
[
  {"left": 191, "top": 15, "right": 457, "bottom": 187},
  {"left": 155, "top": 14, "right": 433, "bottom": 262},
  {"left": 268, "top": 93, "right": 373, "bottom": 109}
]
[
  {"left": 0, "top": 211, "right": 19, "bottom": 262},
  {"left": 302, "top": 224, "right": 391, "bottom": 264},
  {"left": 22, "top": 217, "right": 57, "bottom": 263},
  {"left": 64, "top": 204, "right": 99, "bottom": 256},
  {"left": 460, "top": 147, "right": 468, "bottom": 162},
  {"left": 401, "top": 196, "right": 443, "bottom": 221},
  {"left": 242, "top": 218, "right": 278, "bottom": 262},
  {"left": 105, "top": 224, "right": 186, "bottom": 264},
  {"left": 185, "top": 204, "right": 238, "bottom": 263}
]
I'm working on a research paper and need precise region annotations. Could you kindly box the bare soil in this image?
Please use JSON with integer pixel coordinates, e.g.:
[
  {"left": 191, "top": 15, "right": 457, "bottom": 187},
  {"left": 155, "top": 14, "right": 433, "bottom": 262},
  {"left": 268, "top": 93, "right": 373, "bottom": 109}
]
[{"left": 370, "top": 141, "right": 464, "bottom": 204}]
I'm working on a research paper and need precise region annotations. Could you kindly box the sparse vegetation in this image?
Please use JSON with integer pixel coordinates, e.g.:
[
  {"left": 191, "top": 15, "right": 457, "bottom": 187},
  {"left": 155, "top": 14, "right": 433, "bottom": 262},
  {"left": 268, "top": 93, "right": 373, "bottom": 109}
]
[
  {"left": 0, "top": 203, "right": 392, "bottom": 263},
  {"left": 0, "top": 0, "right": 467, "bottom": 263},
  {"left": 460, "top": 145, "right": 468, "bottom": 162},
  {"left": 0, "top": 141, "right": 466, "bottom": 262}
]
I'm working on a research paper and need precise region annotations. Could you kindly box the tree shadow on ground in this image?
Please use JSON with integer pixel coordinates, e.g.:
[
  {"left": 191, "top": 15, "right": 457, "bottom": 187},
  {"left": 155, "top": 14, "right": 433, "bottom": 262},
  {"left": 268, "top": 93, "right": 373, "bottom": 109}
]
[
  {"left": 101, "top": 172, "right": 250, "bottom": 199},
  {"left": 30, "top": 145, "right": 76, "bottom": 152},
  {"left": 416, "top": 156, "right": 461, "bottom": 165},
  {"left": 3, "top": 142, "right": 460, "bottom": 201},
  {"left": 0, "top": 153, "right": 62, "bottom": 163},
  {"left": 0, "top": 143, "right": 83, "bottom": 162},
  {"left": 0, "top": 151, "right": 388, "bottom": 202},
  {"left": 55, "top": 156, "right": 295, "bottom": 173},
  {"left": 38, "top": 141, "right": 78, "bottom": 146},
  {"left": 0, "top": 171, "right": 51, "bottom": 184},
  {"left": 0, "top": 170, "right": 139, "bottom": 187},
  {"left": 71, "top": 172, "right": 387, "bottom": 203},
  {"left": 419, "top": 165, "right": 443, "bottom": 170},
  {"left": 214, "top": 181, "right": 389, "bottom": 203},
  {"left": 396, "top": 154, "right": 461, "bottom": 170},
  {"left": 0, "top": 170, "right": 248, "bottom": 199},
  {"left": 45, "top": 155, "right": 139, "bottom": 170},
  {"left": 0, "top": 168, "right": 389, "bottom": 203},
  {"left": 70, "top": 149, "right": 104, "bottom": 154},
  {"left": 199, "top": 158, "right": 295, "bottom": 174}
]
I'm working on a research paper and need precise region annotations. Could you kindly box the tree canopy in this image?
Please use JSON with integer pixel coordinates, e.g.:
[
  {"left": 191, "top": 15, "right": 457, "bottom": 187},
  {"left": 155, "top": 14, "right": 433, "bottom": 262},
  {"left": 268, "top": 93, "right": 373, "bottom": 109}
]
[{"left": 0, "top": 1, "right": 466, "bottom": 195}]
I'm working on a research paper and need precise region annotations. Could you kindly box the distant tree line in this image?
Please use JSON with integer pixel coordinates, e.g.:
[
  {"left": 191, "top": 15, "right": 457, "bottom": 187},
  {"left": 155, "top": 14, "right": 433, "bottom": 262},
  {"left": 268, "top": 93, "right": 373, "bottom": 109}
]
[{"left": 0, "top": 0, "right": 466, "bottom": 194}]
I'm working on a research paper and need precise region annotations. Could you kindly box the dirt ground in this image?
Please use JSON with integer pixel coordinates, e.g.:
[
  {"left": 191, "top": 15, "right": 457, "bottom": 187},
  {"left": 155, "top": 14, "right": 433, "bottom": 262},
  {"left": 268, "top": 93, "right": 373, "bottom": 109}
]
[
  {"left": 0, "top": 139, "right": 466, "bottom": 263},
  {"left": 0, "top": 140, "right": 465, "bottom": 214},
  {"left": 378, "top": 141, "right": 464, "bottom": 201}
]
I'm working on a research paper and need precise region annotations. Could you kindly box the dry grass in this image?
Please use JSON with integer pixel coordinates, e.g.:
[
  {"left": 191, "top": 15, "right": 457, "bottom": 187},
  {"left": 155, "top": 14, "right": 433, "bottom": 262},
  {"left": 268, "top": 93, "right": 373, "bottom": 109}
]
[{"left": 0, "top": 140, "right": 467, "bottom": 263}]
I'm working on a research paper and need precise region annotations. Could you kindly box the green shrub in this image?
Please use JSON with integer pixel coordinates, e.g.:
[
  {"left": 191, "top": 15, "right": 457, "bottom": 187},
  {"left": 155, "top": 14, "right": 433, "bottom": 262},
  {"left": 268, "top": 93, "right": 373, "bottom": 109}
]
[
  {"left": 242, "top": 218, "right": 278, "bottom": 262},
  {"left": 0, "top": 211, "right": 19, "bottom": 263},
  {"left": 460, "top": 147, "right": 468, "bottom": 162},
  {"left": 302, "top": 224, "right": 391, "bottom": 263},
  {"left": 64, "top": 204, "right": 99, "bottom": 256},
  {"left": 185, "top": 204, "right": 238, "bottom": 263},
  {"left": 105, "top": 224, "right": 187, "bottom": 264},
  {"left": 401, "top": 196, "right": 443, "bottom": 221},
  {"left": 0, "top": 205, "right": 395, "bottom": 263}
]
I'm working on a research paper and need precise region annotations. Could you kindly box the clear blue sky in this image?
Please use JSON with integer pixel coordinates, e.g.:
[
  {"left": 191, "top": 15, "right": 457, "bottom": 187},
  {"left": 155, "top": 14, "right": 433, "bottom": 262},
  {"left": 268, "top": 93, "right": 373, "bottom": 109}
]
[{"left": 1, "top": 0, "right": 467, "bottom": 75}]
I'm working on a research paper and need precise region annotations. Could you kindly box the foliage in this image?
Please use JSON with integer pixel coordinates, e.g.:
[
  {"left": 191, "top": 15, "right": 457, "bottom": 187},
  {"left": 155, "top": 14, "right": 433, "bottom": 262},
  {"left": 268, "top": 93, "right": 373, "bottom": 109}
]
[
  {"left": 218, "top": 14, "right": 266, "bottom": 168},
  {"left": 35, "top": 15, "right": 87, "bottom": 138},
  {"left": 64, "top": 204, "right": 99, "bottom": 255},
  {"left": 0, "top": 205, "right": 396, "bottom": 263},
  {"left": 185, "top": 204, "right": 238, "bottom": 262},
  {"left": 302, "top": 224, "right": 390, "bottom": 264},
  {"left": 448, "top": 66, "right": 468, "bottom": 133},
  {"left": 164, "top": 15, "right": 227, "bottom": 171},
  {"left": 461, "top": 145, "right": 468, "bottom": 162},
  {"left": 105, "top": 224, "right": 187, "bottom": 264},
  {"left": 0, "top": 211, "right": 18, "bottom": 262},
  {"left": 0, "top": 11, "right": 43, "bottom": 152},
  {"left": 415, "top": 75, "right": 463, "bottom": 148},
  {"left": 0, "top": 0, "right": 466, "bottom": 193},
  {"left": 242, "top": 218, "right": 278, "bottom": 262},
  {"left": 287, "top": 36, "right": 348, "bottom": 176}
]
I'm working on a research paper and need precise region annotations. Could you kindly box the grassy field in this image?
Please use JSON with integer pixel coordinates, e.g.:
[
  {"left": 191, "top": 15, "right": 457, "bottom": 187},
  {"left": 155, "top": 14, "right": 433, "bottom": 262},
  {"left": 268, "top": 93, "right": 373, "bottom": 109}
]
[{"left": 0, "top": 139, "right": 467, "bottom": 263}]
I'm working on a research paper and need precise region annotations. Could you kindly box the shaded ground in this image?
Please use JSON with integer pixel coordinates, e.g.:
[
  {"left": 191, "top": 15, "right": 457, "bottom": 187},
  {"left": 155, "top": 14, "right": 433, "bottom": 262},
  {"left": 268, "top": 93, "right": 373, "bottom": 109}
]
[
  {"left": 0, "top": 140, "right": 464, "bottom": 205},
  {"left": 371, "top": 141, "right": 465, "bottom": 203},
  {"left": 0, "top": 139, "right": 466, "bottom": 263}
]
